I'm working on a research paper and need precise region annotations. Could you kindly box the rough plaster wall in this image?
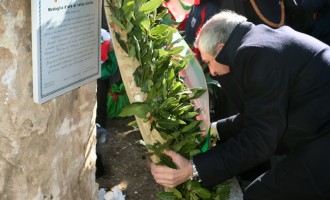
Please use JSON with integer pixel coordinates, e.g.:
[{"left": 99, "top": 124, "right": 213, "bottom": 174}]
[{"left": 0, "top": 1, "right": 98, "bottom": 199}]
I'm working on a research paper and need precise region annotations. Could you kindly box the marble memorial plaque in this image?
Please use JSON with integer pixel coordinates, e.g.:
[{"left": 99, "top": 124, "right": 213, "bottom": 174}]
[{"left": 32, "top": 0, "right": 101, "bottom": 103}]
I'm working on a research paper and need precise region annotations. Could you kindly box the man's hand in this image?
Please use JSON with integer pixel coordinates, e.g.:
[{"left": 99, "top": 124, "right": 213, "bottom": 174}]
[{"left": 150, "top": 150, "right": 193, "bottom": 188}]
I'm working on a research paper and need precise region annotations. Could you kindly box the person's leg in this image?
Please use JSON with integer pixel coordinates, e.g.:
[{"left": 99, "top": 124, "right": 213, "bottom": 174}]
[
  {"left": 96, "top": 78, "right": 110, "bottom": 128},
  {"left": 96, "top": 69, "right": 121, "bottom": 129},
  {"left": 95, "top": 152, "right": 104, "bottom": 179},
  {"left": 244, "top": 133, "right": 330, "bottom": 200},
  {"left": 95, "top": 78, "right": 110, "bottom": 179}
]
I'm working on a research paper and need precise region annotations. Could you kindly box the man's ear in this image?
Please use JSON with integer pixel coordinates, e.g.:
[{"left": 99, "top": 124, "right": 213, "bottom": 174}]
[{"left": 217, "top": 43, "right": 224, "bottom": 51}]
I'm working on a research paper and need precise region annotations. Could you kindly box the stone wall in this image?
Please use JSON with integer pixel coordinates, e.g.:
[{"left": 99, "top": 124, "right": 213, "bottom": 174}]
[{"left": 0, "top": 1, "right": 98, "bottom": 199}]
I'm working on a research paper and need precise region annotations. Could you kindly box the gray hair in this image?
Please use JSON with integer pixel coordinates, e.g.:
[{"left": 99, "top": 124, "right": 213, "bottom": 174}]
[{"left": 194, "top": 10, "right": 247, "bottom": 56}]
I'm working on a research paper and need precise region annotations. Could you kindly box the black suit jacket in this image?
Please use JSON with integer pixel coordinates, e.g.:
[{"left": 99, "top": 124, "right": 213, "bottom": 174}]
[{"left": 193, "top": 22, "right": 330, "bottom": 188}]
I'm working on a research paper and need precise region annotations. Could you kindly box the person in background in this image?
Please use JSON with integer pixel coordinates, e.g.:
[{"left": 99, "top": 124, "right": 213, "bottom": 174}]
[
  {"left": 150, "top": 10, "right": 330, "bottom": 200},
  {"left": 95, "top": 29, "right": 111, "bottom": 179},
  {"left": 184, "top": 0, "right": 245, "bottom": 48},
  {"left": 301, "top": 0, "right": 330, "bottom": 45},
  {"left": 95, "top": 0, "right": 121, "bottom": 178},
  {"left": 96, "top": 29, "right": 120, "bottom": 135},
  {"left": 184, "top": 0, "right": 240, "bottom": 122}
]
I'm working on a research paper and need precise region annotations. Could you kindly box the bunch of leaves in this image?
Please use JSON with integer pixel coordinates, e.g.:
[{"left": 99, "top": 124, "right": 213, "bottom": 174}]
[
  {"left": 157, "top": 180, "right": 231, "bottom": 200},
  {"left": 106, "top": 0, "right": 230, "bottom": 199}
]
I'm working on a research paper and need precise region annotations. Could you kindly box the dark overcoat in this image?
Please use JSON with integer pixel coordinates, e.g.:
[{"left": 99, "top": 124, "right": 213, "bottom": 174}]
[{"left": 193, "top": 22, "right": 330, "bottom": 195}]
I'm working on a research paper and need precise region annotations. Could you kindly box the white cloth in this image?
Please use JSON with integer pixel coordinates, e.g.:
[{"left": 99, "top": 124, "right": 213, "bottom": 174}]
[
  {"left": 101, "top": 28, "right": 111, "bottom": 41},
  {"left": 211, "top": 122, "right": 219, "bottom": 139},
  {"left": 104, "top": 186, "right": 126, "bottom": 200}
]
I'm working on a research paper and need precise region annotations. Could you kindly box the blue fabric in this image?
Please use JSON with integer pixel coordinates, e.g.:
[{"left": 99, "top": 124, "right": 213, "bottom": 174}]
[{"left": 184, "top": 1, "right": 222, "bottom": 45}]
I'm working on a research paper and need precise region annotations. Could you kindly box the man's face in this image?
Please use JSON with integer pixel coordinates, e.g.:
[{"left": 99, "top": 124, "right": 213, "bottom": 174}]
[{"left": 199, "top": 48, "right": 230, "bottom": 76}]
